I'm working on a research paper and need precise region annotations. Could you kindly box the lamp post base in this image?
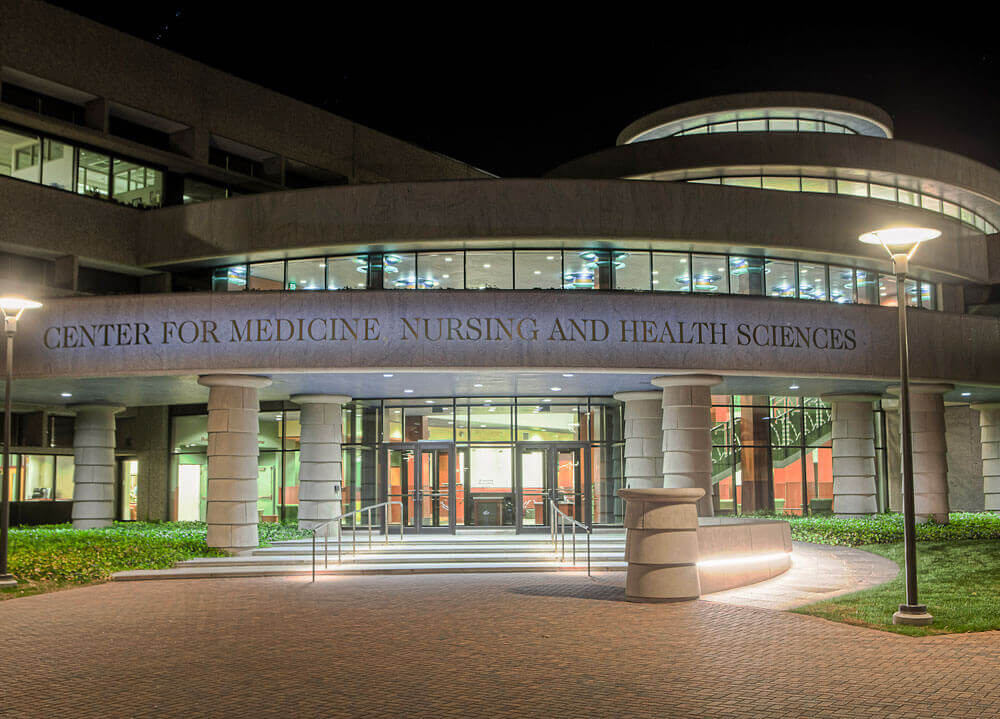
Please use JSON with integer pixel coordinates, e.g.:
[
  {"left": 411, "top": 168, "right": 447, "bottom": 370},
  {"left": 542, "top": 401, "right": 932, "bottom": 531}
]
[
  {"left": 892, "top": 603, "right": 933, "bottom": 626},
  {"left": 0, "top": 573, "right": 18, "bottom": 589}
]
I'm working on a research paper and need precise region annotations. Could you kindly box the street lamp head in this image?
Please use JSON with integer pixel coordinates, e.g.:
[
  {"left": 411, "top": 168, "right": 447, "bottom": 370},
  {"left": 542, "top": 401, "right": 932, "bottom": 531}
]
[
  {"left": 859, "top": 226, "right": 941, "bottom": 272},
  {"left": 0, "top": 297, "right": 43, "bottom": 315}
]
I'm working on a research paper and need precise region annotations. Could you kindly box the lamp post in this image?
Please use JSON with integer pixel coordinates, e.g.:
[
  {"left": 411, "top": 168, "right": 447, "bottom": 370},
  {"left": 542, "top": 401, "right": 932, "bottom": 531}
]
[
  {"left": 858, "top": 227, "right": 940, "bottom": 626},
  {"left": 0, "top": 296, "right": 42, "bottom": 588}
]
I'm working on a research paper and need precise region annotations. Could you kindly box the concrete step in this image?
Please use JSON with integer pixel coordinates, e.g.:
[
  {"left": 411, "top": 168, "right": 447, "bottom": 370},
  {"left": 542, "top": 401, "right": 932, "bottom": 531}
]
[
  {"left": 112, "top": 560, "right": 627, "bottom": 581},
  {"left": 180, "top": 551, "right": 625, "bottom": 567},
  {"left": 253, "top": 543, "right": 625, "bottom": 556}
]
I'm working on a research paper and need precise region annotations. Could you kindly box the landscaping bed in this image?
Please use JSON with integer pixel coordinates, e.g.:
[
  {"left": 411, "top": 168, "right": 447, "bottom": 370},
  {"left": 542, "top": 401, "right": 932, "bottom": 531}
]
[
  {"left": 1, "top": 520, "right": 311, "bottom": 600},
  {"left": 754, "top": 511, "right": 1000, "bottom": 546}
]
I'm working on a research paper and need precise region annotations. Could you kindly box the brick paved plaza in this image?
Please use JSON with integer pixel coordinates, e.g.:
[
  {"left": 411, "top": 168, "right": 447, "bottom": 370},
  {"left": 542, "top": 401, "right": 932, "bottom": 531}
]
[{"left": 2, "top": 573, "right": 998, "bottom": 718}]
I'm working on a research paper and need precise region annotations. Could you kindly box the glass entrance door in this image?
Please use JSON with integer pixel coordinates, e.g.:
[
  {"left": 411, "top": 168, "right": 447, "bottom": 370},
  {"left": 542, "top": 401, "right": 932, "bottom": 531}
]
[
  {"left": 515, "top": 444, "right": 590, "bottom": 531},
  {"left": 381, "top": 443, "right": 456, "bottom": 532}
]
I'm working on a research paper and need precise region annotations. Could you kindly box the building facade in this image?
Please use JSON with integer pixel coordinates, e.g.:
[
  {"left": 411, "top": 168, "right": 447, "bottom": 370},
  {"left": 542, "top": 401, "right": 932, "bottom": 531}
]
[{"left": 2, "top": 1, "right": 1000, "bottom": 550}]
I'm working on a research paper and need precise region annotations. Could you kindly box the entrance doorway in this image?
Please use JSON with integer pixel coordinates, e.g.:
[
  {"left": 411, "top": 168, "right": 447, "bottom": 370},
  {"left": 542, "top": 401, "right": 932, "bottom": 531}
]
[
  {"left": 515, "top": 444, "right": 590, "bottom": 531},
  {"left": 381, "top": 443, "right": 456, "bottom": 532}
]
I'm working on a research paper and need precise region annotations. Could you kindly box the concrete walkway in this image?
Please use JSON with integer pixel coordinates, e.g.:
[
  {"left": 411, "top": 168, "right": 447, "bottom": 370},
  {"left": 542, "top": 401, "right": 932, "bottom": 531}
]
[{"left": 703, "top": 541, "right": 900, "bottom": 609}]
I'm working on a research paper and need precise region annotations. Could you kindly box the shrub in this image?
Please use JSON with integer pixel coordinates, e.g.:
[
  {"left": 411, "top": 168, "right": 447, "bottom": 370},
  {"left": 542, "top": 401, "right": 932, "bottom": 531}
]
[{"left": 746, "top": 512, "right": 1000, "bottom": 547}]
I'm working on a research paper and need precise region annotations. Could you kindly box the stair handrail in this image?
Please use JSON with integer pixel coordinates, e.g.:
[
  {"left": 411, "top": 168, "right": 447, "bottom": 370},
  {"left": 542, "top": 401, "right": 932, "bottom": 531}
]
[
  {"left": 548, "top": 499, "right": 592, "bottom": 577},
  {"left": 307, "top": 500, "right": 404, "bottom": 582}
]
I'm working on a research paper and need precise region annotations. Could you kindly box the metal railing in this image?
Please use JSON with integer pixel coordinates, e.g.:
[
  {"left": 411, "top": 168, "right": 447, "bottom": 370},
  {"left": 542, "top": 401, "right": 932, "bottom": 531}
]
[
  {"left": 308, "top": 500, "right": 404, "bottom": 582},
  {"left": 549, "top": 499, "right": 592, "bottom": 577}
]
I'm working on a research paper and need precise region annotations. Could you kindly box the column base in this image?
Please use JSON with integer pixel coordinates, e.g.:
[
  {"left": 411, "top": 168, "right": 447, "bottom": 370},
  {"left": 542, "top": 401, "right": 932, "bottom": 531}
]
[
  {"left": 892, "top": 604, "right": 933, "bottom": 626},
  {"left": 0, "top": 573, "right": 18, "bottom": 588}
]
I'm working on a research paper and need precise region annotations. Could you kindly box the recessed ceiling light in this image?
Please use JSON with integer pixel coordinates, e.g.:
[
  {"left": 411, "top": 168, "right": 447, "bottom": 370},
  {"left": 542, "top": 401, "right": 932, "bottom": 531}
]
[
  {"left": 961, "top": 392, "right": 971, "bottom": 397},
  {"left": 789, "top": 384, "right": 799, "bottom": 390},
  {"left": 474, "top": 383, "right": 484, "bottom": 388},
  {"left": 546, "top": 256, "right": 555, "bottom": 260},
  {"left": 61, "top": 392, "right": 72, "bottom": 397},
  {"left": 404, "top": 389, "right": 414, "bottom": 394},
  {"left": 444, "top": 257, "right": 453, "bottom": 262},
  {"left": 484, "top": 399, "right": 492, "bottom": 404},
  {"left": 425, "top": 400, "right": 434, "bottom": 404},
  {"left": 562, "top": 373, "right": 574, "bottom": 377},
  {"left": 483, "top": 264, "right": 491, "bottom": 268},
  {"left": 442, "top": 274, "right": 450, "bottom": 279},
  {"left": 383, "top": 373, "right": 394, "bottom": 378},
  {"left": 533, "top": 270, "right": 541, "bottom": 275},
  {"left": 550, "top": 387, "right": 562, "bottom": 391},
  {"left": 543, "top": 398, "right": 552, "bottom": 403}
]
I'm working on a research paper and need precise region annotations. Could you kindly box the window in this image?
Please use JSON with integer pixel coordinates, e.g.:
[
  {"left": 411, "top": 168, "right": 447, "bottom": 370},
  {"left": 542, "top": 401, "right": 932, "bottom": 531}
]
[
  {"left": 285, "top": 259, "right": 325, "bottom": 291},
  {"left": 828, "top": 266, "right": 855, "bottom": 304},
  {"left": 762, "top": 176, "right": 800, "bottom": 192},
  {"left": 77, "top": 149, "right": 110, "bottom": 198},
  {"left": 212, "top": 265, "right": 247, "bottom": 292},
  {"left": 836, "top": 180, "right": 868, "bottom": 197},
  {"left": 614, "top": 251, "right": 651, "bottom": 291},
  {"left": 0, "top": 127, "right": 41, "bottom": 182},
  {"left": 383, "top": 253, "right": 416, "bottom": 289},
  {"left": 729, "top": 256, "right": 764, "bottom": 295},
  {"left": 328, "top": 255, "right": 367, "bottom": 290},
  {"left": 514, "top": 250, "right": 562, "bottom": 289},
  {"left": 417, "top": 252, "right": 463, "bottom": 290},
  {"left": 652, "top": 252, "right": 690, "bottom": 292},
  {"left": 111, "top": 159, "right": 163, "bottom": 208},
  {"left": 41, "top": 139, "right": 72, "bottom": 190},
  {"left": 248, "top": 262, "right": 284, "bottom": 291},
  {"left": 856, "top": 269, "right": 879, "bottom": 305},
  {"left": 692, "top": 255, "right": 727, "bottom": 293},
  {"left": 797, "top": 263, "right": 827, "bottom": 301},
  {"left": 466, "top": 251, "right": 513, "bottom": 290},
  {"left": 183, "top": 178, "right": 228, "bottom": 204},
  {"left": 765, "top": 259, "right": 796, "bottom": 298},
  {"left": 801, "top": 177, "right": 835, "bottom": 193}
]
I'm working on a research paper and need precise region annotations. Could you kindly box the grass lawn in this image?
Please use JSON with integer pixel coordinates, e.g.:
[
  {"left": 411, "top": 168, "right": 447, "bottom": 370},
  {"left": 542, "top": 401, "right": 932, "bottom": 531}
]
[
  {"left": 1, "top": 520, "right": 311, "bottom": 601},
  {"left": 793, "top": 539, "right": 1000, "bottom": 636}
]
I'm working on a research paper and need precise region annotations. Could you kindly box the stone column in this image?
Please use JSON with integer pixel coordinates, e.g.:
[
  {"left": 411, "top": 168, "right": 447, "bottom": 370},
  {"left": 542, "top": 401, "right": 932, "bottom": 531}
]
[
  {"left": 613, "top": 391, "right": 663, "bottom": 490},
  {"left": 198, "top": 374, "right": 272, "bottom": 554},
  {"left": 291, "top": 394, "right": 350, "bottom": 536},
  {"left": 824, "top": 394, "right": 880, "bottom": 516},
  {"left": 651, "top": 375, "right": 722, "bottom": 517},
  {"left": 889, "top": 383, "right": 952, "bottom": 524},
  {"left": 618, "top": 488, "right": 703, "bottom": 602},
  {"left": 71, "top": 404, "right": 124, "bottom": 529},
  {"left": 973, "top": 403, "right": 1000, "bottom": 513}
]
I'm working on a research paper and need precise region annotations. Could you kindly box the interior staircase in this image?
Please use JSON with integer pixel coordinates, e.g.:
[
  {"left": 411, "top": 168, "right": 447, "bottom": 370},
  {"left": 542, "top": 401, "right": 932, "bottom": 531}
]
[{"left": 111, "top": 530, "right": 627, "bottom": 581}]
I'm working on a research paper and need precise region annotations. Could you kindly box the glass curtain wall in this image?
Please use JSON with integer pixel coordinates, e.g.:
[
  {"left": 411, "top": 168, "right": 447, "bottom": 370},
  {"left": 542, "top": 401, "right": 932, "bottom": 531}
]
[
  {"left": 5, "top": 454, "right": 74, "bottom": 502},
  {"left": 209, "top": 250, "right": 940, "bottom": 310},
  {"left": 712, "top": 396, "right": 888, "bottom": 516}
]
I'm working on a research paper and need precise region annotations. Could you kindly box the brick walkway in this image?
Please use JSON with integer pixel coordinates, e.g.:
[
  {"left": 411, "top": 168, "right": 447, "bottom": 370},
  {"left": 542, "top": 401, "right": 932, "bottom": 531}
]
[{"left": 2, "top": 573, "right": 998, "bottom": 718}]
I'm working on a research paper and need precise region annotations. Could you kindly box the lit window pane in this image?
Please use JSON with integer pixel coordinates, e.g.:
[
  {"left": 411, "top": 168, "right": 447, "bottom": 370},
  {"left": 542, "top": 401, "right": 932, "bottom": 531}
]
[
  {"left": 765, "top": 259, "right": 796, "bottom": 298},
  {"left": 836, "top": 180, "right": 868, "bottom": 197},
  {"left": 738, "top": 119, "right": 766, "bottom": 132},
  {"left": 212, "top": 265, "right": 246, "bottom": 291},
  {"left": 798, "top": 120, "right": 819, "bottom": 132},
  {"left": 801, "top": 177, "right": 835, "bottom": 193},
  {"left": 112, "top": 158, "right": 163, "bottom": 208},
  {"left": 248, "top": 261, "right": 284, "bottom": 291},
  {"left": 905, "top": 279, "right": 919, "bottom": 307},
  {"left": 41, "top": 139, "right": 72, "bottom": 190},
  {"left": 514, "top": 250, "right": 561, "bottom": 289},
  {"left": 921, "top": 283, "right": 937, "bottom": 310},
  {"left": 722, "top": 176, "right": 762, "bottom": 188},
  {"left": 856, "top": 269, "right": 879, "bottom": 304},
  {"left": 762, "top": 176, "right": 800, "bottom": 191},
  {"left": 729, "top": 256, "right": 764, "bottom": 295},
  {"left": 713, "top": 121, "right": 737, "bottom": 133},
  {"left": 942, "top": 201, "right": 960, "bottom": 219},
  {"left": 828, "top": 266, "right": 855, "bottom": 304},
  {"left": 417, "top": 252, "right": 463, "bottom": 289},
  {"left": 975, "top": 214, "right": 987, "bottom": 232},
  {"left": 898, "top": 189, "right": 918, "bottom": 206},
  {"left": 920, "top": 194, "right": 942, "bottom": 212},
  {"left": 328, "top": 255, "right": 368, "bottom": 290},
  {"left": 769, "top": 118, "right": 797, "bottom": 132},
  {"left": 563, "top": 250, "right": 601, "bottom": 290},
  {"left": 797, "top": 263, "right": 827, "bottom": 300},
  {"left": 692, "top": 255, "right": 727, "bottom": 293},
  {"left": 466, "top": 251, "right": 512, "bottom": 290},
  {"left": 961, "top": 207, "right": 976, "bottom": 225},
  {"left": 384, "top": 253, "right": 416, "bottom": 289},
  {"left": 869, "top": 184, "right": 897, "bottom": 202},
  {"left": 614, "top": 251, "right": 651, "bottom": 291},
  {"left": 77, "top": 149, "right": 110, "bottom": 198},
  {"left": 688, "top": 177, "right": 720, "bottom": 185},
  {"left": 879, "top": 274, "right": 897, "bottom": 307},
  {"left": 285, "top": 259, "right": 325, "bottom": 291},
  {"left": 0, "top": 127, "right": 41, "bottom": 182},
  {"left": 652, "top": 252, "right": 690, "bottom": 292}
]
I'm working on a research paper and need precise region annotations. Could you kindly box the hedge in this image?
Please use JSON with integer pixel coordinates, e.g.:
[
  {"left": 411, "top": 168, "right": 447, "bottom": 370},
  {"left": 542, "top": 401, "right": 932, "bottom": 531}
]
[{"left": 752, "top": 512, "right": 1000, "bottom": 546}]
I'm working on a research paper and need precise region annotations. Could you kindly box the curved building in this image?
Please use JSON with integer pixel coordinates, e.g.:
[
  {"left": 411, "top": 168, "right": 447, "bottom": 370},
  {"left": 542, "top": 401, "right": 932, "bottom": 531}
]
[{"left": 2, "top": 2, "right": 1000, "bottom": 553}]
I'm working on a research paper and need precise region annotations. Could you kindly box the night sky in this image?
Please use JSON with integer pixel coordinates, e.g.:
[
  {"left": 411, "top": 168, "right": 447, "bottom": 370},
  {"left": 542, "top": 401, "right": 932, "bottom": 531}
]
[{"left": 47, "top": 3, "right": 1000, "bottom": 178}]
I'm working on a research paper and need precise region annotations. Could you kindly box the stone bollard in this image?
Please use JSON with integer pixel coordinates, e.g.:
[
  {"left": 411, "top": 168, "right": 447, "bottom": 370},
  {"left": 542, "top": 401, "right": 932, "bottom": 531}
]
[{"left": 618, "top": 487, "right": 704, "bottom": 602}]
